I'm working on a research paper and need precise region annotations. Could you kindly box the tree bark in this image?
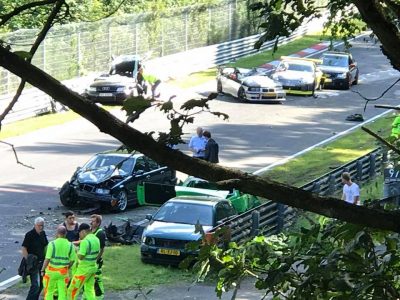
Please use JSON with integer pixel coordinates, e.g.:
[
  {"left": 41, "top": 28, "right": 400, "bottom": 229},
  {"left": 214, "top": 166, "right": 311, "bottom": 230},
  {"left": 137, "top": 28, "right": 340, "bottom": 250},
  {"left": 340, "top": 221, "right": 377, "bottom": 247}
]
[{"left": 0, "top": 46, "right": 400, "bottom": 232}]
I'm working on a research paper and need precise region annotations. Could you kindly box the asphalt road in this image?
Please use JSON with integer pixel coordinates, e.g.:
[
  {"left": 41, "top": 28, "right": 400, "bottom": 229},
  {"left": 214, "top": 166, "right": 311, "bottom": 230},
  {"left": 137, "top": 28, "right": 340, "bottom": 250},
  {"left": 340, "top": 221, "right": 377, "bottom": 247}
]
[{"left": 0, "top": 35, "right": 399, "bottom": 286}]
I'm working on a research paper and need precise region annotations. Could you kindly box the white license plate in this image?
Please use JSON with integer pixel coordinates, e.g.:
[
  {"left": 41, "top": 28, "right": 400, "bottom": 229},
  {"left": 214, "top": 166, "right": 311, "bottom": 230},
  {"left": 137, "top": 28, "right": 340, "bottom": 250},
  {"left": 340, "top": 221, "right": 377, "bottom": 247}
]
[
  {"left": 99, "top": 93, "right": 113, "bottom": 97},
  {"left": 263, "top": 92, "right": 276, "bottom": 97}
]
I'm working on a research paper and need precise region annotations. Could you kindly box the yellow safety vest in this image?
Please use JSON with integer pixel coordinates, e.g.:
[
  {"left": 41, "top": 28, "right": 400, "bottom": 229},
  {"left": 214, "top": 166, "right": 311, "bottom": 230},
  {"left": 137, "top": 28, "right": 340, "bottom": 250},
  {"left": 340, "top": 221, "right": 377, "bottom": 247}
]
[{"left": 47, "top": 238, "right": 74, "bottom": 268}]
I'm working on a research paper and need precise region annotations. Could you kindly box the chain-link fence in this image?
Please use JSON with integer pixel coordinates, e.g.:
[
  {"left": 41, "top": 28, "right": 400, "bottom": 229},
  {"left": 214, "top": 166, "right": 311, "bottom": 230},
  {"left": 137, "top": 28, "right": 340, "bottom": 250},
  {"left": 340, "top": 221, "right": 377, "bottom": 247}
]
[{"left": 0, "top": 0, "right": 261, "bottom": 96}]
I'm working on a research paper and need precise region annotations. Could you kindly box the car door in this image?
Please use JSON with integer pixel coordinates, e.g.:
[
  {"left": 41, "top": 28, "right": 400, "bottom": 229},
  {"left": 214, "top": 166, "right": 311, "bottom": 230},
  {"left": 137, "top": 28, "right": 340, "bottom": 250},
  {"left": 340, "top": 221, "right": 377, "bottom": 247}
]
[
  {"left": 219, "top": 67, "right": 235, "bottom": 96},
  {"left": 143, "top": 157, "right": 168, "bottom": 184},
  {"left": 125, "top": 156, "right": 147, "bottom": 201}
]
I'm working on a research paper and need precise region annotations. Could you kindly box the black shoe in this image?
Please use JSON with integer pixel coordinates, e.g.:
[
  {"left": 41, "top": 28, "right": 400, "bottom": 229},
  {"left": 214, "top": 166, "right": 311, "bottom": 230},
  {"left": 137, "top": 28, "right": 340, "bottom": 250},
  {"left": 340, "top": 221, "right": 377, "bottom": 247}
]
[{"left": 346, "top": 113, "right": 364, "bottom": 122}]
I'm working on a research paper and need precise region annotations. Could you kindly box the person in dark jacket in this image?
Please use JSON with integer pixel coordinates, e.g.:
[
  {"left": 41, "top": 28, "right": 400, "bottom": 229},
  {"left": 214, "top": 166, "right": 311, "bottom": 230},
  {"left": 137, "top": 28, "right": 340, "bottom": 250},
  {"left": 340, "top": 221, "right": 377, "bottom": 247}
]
[
  {"left": 203, "top": 130, "right": 219, "bottom": 163},
  {"left": 21, "top": 217, "right": 48, "bottom": 300},
  {"left": 62, "top": 210, "right": 79, "bottom": 242}
]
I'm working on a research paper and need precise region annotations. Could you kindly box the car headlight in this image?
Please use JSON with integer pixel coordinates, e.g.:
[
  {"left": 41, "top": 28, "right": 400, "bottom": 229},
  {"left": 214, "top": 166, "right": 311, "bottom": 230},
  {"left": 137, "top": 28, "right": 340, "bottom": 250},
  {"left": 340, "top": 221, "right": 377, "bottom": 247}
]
[
  {"left": 95, "top": 188, "right": 110, "bottom": 195},
  {"left": 337, "top": 73, "right": 348, "bottom": 79},
  {"left": 142, "top": 236, "right": 156, "bottom": 246},
  {"left": 87, "top": 86, "right": 97, "bottom": 92},
  {"left": 248, "top": 87, "right": 260, "bottom": 92}
]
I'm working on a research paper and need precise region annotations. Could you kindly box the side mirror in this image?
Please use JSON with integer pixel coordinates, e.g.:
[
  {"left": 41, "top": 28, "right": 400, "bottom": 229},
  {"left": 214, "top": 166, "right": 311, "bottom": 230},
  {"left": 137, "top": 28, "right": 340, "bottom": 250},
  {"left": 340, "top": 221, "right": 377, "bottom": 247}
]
[
  {"left": 135, "top": 170, "right": 144, "bottom": 176},
  {"left": 145, "top": 214, "right": 152, "bottom": 220}
]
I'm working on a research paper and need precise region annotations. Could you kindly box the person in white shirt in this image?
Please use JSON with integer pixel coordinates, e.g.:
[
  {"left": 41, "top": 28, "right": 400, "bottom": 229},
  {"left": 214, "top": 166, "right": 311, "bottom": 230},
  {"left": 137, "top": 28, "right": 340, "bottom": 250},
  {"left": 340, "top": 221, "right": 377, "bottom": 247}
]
[
  {"left": 341, "top": 172, "right": 360, "bottom": 205},
  {"left": 188, "top": 127, "right": 207, "bottom": 159}
]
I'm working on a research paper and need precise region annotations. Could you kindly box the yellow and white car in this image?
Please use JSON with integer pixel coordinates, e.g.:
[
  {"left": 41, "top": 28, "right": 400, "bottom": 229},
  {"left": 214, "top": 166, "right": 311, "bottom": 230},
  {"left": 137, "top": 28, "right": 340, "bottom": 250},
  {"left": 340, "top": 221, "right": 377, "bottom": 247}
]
[{"left": 271, "top": 57, "right": 323, "bottom": 96}]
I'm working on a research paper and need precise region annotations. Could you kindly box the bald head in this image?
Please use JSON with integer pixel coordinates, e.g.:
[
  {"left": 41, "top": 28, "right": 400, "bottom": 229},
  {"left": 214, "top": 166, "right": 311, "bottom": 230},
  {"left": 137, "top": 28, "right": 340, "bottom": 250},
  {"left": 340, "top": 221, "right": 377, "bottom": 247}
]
[
  {"left": 57, "top": 225, "right": 67, "bottom": 237},
  {"left": 196, "top": 127, "right": 203, "bottom": 137}
]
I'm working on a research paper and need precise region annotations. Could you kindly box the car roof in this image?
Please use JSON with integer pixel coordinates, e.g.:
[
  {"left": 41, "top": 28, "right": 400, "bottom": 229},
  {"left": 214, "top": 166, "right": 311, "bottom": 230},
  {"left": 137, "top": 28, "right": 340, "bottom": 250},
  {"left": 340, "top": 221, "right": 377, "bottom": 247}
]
[
  {"left": 95, "top": 151, "right": 143, "bottom": 159},
  {"left": 281, "top": 59, "right": 314, "bottom": 66},
  {"left": 323, "top": 51, "right": 350, "bottom": 57},
  {"left": 168, "top": 196, "right": 228, "bottom": 206}
]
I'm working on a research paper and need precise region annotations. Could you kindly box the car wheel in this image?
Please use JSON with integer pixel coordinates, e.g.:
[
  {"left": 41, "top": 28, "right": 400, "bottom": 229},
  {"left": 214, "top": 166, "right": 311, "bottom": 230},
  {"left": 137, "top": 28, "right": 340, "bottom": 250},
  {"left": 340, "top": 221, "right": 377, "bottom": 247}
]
[
  {"left": 217, "top": 80, "right": 223, "bottom": 94},
  {"left": 59, "top": 181, "right": 77, "bottom": 207},
  {"left": 353, "top": 71, "right": 359, "bottom": 85},
  {"left": 115, "top": 190, "right": 128, "bottom": 212},
  {"left": 238, "top": 87, "right": 247, "bottom": 102}
]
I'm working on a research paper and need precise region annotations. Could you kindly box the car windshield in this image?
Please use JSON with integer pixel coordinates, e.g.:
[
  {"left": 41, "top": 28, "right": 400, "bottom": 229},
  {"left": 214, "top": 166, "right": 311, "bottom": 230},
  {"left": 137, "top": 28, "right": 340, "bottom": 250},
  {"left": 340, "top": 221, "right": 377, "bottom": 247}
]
[
  {"left": 110, "top": 56, "right": 141, "bottom": 77},
  {"left": 322, "top": 55, "right": 348, "bottom": 67},
  {"left": 83, "top": 155, "right": 135, "bottom": 175},
  {"left": 153, "top": 202, "right": 213, "bottom": 226},
  {"left": 286, "top": 62, "right": 313, "bottom": 72}
]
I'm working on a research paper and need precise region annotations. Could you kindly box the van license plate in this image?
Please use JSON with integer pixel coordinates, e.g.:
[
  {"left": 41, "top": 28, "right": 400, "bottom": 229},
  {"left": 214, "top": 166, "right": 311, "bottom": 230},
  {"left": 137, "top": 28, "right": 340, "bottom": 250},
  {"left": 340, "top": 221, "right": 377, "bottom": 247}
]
[
  {"left": 99, "top": 93, "right": 112, "bottom": 97},
  {"left": 157, "top": 248, "right": 180, "bottom": 256}
]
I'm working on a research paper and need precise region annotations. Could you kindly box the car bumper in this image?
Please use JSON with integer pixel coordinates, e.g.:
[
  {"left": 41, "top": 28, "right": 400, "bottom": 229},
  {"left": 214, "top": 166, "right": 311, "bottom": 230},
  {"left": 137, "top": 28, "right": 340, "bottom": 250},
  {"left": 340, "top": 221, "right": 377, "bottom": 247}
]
[
  {"left": 322, "top": 78, "right": 349, "bottom": 88},
  {"left": 140, "top": 244, "right": 195, "bottom": 265},
  {"left": 73, "top": 188, "right": 116, "bottom": 206},
  {"left": 86, "top": 92, "right": 127, "bottom": 104},
  {"left": 283, "top": 83, "right": 314, "bottom": 95},
  {"left": 244, "top": 91, "right": 286, "bottom": 102}
]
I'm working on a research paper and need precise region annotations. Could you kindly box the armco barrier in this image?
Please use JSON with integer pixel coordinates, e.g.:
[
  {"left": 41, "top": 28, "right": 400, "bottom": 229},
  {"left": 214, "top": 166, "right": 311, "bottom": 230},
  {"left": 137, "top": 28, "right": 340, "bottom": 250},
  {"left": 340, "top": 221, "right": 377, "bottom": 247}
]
[
  {"left": 211, "top": 148, "right": 384, "bottom": 244},
  {"left": 1, "top": 15, "right": 325, "bottom": 124}
]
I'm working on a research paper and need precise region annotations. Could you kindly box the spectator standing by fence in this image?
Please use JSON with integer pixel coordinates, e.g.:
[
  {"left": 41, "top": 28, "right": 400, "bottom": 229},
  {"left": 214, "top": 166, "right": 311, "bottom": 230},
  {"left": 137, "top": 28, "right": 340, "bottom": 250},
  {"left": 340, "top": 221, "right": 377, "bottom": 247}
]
[
  {"left": 341, "top": 172, "right": 360, "bottom": 205},
  {"left": 203, "top": 130, "right": 219, "bottom": 163}
]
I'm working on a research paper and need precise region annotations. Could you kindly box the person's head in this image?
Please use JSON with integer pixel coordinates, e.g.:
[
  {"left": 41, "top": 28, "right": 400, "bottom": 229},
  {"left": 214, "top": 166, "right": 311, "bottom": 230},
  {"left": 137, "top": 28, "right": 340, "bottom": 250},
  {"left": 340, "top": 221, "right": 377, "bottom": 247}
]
[
  {"left": 138, "top": 66, "right": 144, "bottom": 74},
  {"left": 63, "top": 211, "right": 76, "bottom": 225},
  {"left": 203, "top": 130, "right": 211, "bottom": 140},
  {"left": 56, "top": 225, "right": 67, "bottom": 238},
  {"left": 34, "top": 217, "right": 45, "bottom": 234},
  {"left": 78, "top": 223, "right": 91, "bottom": 240},
  {"left": 341, "top": 172, "right": 351, "bottom": 184},
  {"left": 90, "top": 214, "right": 102, "bottom": 230},
  {"left": 196, "top": 127, "right": 203, "bottom": 137}
]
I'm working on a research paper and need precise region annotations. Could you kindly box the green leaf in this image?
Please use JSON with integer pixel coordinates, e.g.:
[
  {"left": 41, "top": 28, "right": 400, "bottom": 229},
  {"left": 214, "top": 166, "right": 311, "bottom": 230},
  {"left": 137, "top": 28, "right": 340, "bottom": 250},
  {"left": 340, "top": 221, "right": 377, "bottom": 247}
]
[
  {"left": 211, "top": 112, "right": 229, "bottom": 120},
  {"left": 122, "top": 96, "right": 152, "bottom": 115},
  {"left": 160, "top": 100, "right": 173, "bottom": 112}
]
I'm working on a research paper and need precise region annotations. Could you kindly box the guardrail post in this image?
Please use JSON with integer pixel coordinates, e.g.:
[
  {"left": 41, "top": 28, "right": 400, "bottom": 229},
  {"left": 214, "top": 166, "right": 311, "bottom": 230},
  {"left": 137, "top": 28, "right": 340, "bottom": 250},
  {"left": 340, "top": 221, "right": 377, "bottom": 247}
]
[
  {"left": 312, "top": 182, "right": 321, "bottom": 194},
  {"left": 250, "top": 210, "right": 260, "bottom": 237},
  {"left": 276, "top": 204, "right": 285, "bottom": 232},
  {"left": 356, "top": 160, "right": 363, "bottom": 181},
  {"left": 328, "top": 174, "right": 337, "bottom": 195},
  {"left": 369, "top": 154, "right": 377, "bottom": 178}
]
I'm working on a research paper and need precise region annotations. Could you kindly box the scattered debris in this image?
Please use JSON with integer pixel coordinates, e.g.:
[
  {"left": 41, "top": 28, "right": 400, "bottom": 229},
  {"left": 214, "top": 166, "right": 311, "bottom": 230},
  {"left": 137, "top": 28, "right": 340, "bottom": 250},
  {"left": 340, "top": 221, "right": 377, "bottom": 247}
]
[{"left": 105, "top": 219, "right": 149, "bottom": 245}]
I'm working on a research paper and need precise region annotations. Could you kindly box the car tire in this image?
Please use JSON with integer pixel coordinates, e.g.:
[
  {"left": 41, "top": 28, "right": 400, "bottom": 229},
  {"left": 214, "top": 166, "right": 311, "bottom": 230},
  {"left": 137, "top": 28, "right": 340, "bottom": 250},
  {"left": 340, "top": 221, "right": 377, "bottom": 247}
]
[
  {"left": 238, "top": 87, "right": 247, "bottom": 102},
  {"left": 353, "top": 71, "right": 359, "bottom": 85},
  {"left": 115, "top": 190, "right": 128, "bottom": 212},
  {"left": 59, "top": 181, "right": 77, "bottom": 207},
  {"left": 217, "top": 80, "right": 223, "bottom": 94}
]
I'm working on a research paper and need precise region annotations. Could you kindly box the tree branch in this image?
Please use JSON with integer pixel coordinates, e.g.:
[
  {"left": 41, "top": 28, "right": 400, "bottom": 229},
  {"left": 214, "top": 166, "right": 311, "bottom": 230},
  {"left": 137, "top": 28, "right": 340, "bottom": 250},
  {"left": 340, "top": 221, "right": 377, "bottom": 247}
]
[
  {"left": 1, "top": 46, "right": 400, "bottom": 233},
  {"left": 0, "top": 0, "right": 57, "bottom": 27},
  {"left": 0, "top": 0, "right": 65, "bottom": 126},
  {"left": 361, "top": 126, "right": 400, "bottom": 155},
  {"left": 0, "top": 141, "right": 34, "bottom": 169}
]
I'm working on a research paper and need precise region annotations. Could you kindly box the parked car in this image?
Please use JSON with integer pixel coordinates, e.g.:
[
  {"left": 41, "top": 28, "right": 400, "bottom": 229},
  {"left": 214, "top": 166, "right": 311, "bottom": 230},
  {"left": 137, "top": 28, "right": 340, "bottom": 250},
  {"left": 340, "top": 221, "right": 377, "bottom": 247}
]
[
  {"left": 217, "top": 66, "right": 286, "bottom": 103},
  {"left": 271, "top": 57, "right": 323, "bottom": 96},
  {"left": 319, "top": 51, "right": 359, "bottom": 89},
  {"left": 59, "top": 151, "right": 176, "bottom": 212},
  {"left": 140, "top": 196, "right": 237, "bottom": 264},
  {"left": 84, "top": 55, "right": 142, "bottom": 104}
]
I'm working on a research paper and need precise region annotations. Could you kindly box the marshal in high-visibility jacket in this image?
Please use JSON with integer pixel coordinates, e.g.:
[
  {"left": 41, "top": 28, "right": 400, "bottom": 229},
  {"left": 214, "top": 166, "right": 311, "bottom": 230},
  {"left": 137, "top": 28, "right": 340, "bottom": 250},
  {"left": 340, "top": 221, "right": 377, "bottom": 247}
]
[
  {"left": 391, "top": 116, "right": 400, "bottom": 139},
  {"left": 67, "top": 223, "right": 100, "bottom": 300},
  {"left": 42, "top": 227, "right": 76, "bottom": 300}
]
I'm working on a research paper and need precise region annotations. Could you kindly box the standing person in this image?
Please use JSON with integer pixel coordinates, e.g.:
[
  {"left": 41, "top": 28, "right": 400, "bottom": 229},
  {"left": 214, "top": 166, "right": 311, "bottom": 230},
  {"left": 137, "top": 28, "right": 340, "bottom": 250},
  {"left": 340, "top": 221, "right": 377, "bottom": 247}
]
[
  {"left": 90, "top": 214, "right": 106, "bottom": 299},
  {"left": 67, "top": 223, "right": 100, "bottom": 300},
  {"left": 41, "top": 226, "right": 76, "bottom": 300},
  {"left": 203, "top": 130, "right": 219, "bottom": 163},
  {"left": 188, "top": 127, "right": 207, "bottom": 159},
  {"left": 21, "top": 217, "right": 49, "bottom": 300},
  {"left": 137, "top": 66, "right": 161, "bottom": 98},
  {"left": 62, "top": 211, "right": 79, "bottom": 242},
  {"left": 341, "top": 172, "right": 360, "bottom": 205}
]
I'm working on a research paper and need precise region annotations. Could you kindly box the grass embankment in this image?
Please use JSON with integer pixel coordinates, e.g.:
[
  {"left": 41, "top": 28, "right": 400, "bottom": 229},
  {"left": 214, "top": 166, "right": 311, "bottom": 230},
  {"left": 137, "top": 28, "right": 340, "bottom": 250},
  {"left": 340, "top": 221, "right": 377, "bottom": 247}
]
[
  {"left": 102, "top": 245, "right": 193, "bottom": 290},
  {"left": 169, "top": 34, "right": 328, "bottom": 89}
]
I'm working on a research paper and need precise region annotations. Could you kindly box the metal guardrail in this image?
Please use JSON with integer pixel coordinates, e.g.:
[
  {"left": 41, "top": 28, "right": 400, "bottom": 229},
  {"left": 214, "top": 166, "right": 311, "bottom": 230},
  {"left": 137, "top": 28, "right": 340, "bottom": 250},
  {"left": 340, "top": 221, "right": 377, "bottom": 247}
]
[
  {"left": 212, "top": 148, "right": 385, "bottom": 244},
  {"left": 1, "top": 15, "right": 324, "bottom": 124}
]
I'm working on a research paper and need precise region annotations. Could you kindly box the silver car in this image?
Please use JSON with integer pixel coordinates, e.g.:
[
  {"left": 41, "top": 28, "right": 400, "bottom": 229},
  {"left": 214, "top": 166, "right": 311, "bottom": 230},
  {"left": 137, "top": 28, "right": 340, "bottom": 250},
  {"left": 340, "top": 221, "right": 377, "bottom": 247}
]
[{"left": 217, "top": 67, "right": 286, "bottom": 103}]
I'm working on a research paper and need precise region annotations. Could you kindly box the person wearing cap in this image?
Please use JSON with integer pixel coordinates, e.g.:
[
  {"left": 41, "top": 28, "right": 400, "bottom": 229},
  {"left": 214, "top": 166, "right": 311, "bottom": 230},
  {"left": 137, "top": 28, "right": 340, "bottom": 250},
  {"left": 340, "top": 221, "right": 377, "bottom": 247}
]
[
  {"left": 41, "top": 226, "right": 76, "bottom": 300},
  {"left": 62, "top": 211, "right": 79, "bottom": 242},
  {"left": 67, "top": 223, "right": 100, "bottom": 300},
  {"left": 90, "top": 214, "right": 106, "bottom": 299}
]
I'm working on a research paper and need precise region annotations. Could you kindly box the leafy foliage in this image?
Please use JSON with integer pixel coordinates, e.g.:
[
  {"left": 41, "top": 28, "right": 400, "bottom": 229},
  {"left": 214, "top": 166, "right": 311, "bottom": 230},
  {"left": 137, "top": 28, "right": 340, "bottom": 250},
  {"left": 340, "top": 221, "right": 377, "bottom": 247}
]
[{"left": 192, "top": 216, "right": 400, "bottom": 299}]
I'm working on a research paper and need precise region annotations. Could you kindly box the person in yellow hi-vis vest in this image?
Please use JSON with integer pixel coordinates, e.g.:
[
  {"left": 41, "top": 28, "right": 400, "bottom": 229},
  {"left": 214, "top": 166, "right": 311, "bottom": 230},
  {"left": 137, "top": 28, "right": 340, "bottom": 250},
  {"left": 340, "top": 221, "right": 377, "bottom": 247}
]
[
  {"left": 391, "top": 114, "right": 400, "bottom": 139},
  {"left": 67, "top": 223, "right": 100, "bottom": 300},
  {"left": 41, "top": 225, "right": 76, "bottom": 300}
]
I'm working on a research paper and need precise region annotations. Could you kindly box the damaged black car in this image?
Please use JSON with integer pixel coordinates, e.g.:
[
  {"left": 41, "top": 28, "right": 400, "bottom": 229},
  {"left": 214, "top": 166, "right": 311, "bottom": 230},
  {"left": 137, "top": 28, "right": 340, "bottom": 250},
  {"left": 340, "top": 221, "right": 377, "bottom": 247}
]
[{"left": 59, "top": 151, "right": 177, "bottom": 212}]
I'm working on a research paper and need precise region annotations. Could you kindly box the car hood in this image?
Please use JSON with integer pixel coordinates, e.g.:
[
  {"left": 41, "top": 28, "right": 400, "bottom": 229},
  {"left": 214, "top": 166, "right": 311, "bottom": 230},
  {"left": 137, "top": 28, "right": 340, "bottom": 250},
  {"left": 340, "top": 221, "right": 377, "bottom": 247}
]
[
  {"left": 144, "top": 221, "right": 213, "bottom": 241},
  {"left": 242, "top": 75, "right": 281, "bottom": 88},
  {"left": 319, "top": 65, "right": 348, "bottom": 74},
  {"left": 77, "top": 165, "right": 121, "bottom": 184},
  {"left": 273, "top": 70, "right": 314, "bottom": 81},
  {"left": 90, "top": 75, "right": 135, "bottom": 87}
]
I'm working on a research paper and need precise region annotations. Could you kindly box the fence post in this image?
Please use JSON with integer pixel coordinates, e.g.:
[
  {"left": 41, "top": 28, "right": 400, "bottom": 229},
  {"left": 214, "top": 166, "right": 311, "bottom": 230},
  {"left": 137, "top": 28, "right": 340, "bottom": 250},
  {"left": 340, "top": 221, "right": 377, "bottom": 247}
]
[
  {"left": 42, "top": 39, "right": 46, "bottom": 73},
  {"left": 312, "top": 182, "right": 321, "bottom": 194},
  {"left": 228, "top": 1, "right": 232, "bottom": 41},
  {"left": 369, "top": 153, "right": 377, "bottom": 178},
  {"left": 328, "top": 174, "right": 336, "bottom": 195},
  {"left": 250, "top": 210, "right": 260, "bottom": 237},
  {"left": 77, "top": 30, "right": 81, "bottom": 77},
  {"left": 135, "top": 23, "right": 139, "bottom": 55},
  {"left": 184, "top": 11, "right": 189, "bottom": 51},
  {"left": 108, "top": 26, "right": 112, "bottom": 59},
  {"left": 160, "top": 23, "right": 164, "bottom": 57},
  {"left": 356, "top": 160, "right": 363, "bottom": 181},
  {"left": 276, "top": 204, "right": 285, "bottom": 232}
]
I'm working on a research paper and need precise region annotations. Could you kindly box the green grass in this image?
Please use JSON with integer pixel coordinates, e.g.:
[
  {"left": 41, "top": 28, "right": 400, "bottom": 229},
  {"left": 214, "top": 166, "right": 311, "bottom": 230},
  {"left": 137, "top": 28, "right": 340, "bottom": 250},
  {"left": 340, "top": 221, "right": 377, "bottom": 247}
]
[
  {"left": 262, "top": 115, "right": 394, "bottom": 186},
  {"left": 169, "top": 34, "right": 329, "bottom": 88},
  {"left": 102, "top": 245, "right": 193, "bottom": 290}
]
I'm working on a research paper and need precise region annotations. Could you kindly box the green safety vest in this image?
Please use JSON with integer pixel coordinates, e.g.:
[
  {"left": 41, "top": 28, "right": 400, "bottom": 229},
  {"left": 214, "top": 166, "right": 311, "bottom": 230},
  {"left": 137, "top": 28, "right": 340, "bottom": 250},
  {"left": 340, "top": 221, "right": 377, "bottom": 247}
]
[
  {"left": 46, "top": 238, "right": 74, "bottom": 268},
  {"left": 78, "top": 233, "right": 100, "bottom": 269},
  {"left": 391, "top": 116, "right": 400, "bottom": 138}
]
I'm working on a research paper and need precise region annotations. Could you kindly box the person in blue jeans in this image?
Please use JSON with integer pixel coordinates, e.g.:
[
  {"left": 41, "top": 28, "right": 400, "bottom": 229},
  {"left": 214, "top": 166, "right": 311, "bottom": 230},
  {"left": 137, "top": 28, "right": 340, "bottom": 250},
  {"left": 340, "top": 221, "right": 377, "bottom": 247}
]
[{"left": 21, "top": 217, "right": 49, "bottom": 300}]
